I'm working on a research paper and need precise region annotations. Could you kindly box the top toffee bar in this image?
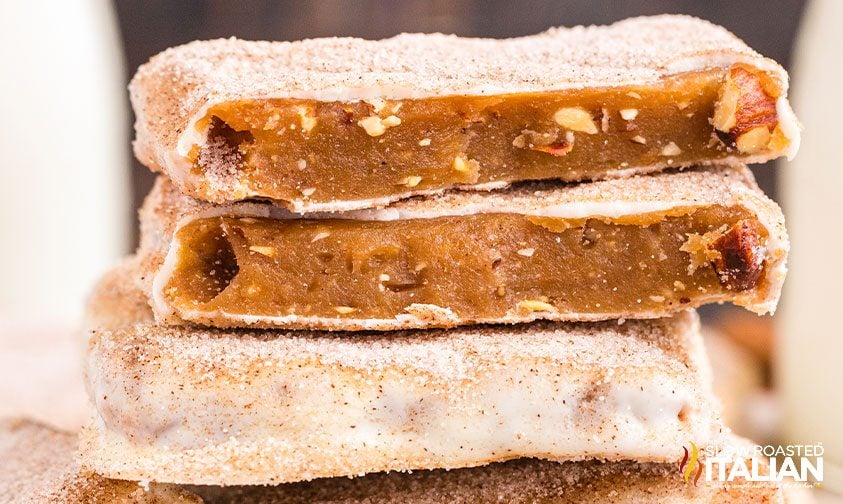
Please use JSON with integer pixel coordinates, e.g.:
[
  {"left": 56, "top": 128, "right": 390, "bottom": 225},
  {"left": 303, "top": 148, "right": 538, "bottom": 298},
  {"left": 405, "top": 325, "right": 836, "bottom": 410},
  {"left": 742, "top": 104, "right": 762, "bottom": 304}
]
[{"left": 131, "top": 15, "right": 800, "bottom": 212}]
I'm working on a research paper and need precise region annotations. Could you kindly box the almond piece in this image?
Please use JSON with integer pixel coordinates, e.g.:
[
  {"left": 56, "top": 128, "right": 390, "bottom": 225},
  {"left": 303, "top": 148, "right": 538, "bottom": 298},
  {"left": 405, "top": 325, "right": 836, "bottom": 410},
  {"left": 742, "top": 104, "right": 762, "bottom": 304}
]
[
  {"left": 735, "top": 126, "right": 772, "bottom": 154},
  {"left": 311, "top": 231, "right": 330, "bottom": 242},
  {"left": 249, "top": 245, "right": 276, "bottom": 257},
  {"left": 553, "top": 107, "right": 598, "bottom": 134},
  {"left": 712, "top": 80, "right": 741, "bottom": 133},
  {"left": 709, "top": 220, "right": 766, "bottom": 291},
  {"left": 452, "top": 156, "right": 480, "bottom": 182},
  {"left": 660, "top": 142, "right": 683, "bottom": 156},
  {"left": 295, "top": 106, "right": 317, "bottom": 133},
  {"left": 619, "top": 108, "right": 639, "bottom": 121},
  {"left": 512, "top": 130, "right": 573, "bottom": 157},
  {"left": 358, "top": 114, "right": 400, "bottom": 136},
  {"left": 403, "top": 176, "right": 422, "bottom": 188},
  {"left": 381, "top": 115, "right": 401, "bottom": 127},
  {"left": 517, "top": 300, "right": 557, "bottom": 313},
  {"left": 767, "top": 126, "right": 790, "bottom": 153},
  {"left": 357, "top": 116, "right": 386, "bottom": 136},
  {"left": 712, "top": 66, "right": 779, "bottom": 149}
]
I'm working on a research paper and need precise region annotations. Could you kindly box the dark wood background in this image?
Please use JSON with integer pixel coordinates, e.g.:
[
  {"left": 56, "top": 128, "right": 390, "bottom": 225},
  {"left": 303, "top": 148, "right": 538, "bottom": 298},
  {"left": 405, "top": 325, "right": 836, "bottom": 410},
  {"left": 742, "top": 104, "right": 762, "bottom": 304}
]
[{"left": 115, "top": 0, "right": 806, "bottom": 232}]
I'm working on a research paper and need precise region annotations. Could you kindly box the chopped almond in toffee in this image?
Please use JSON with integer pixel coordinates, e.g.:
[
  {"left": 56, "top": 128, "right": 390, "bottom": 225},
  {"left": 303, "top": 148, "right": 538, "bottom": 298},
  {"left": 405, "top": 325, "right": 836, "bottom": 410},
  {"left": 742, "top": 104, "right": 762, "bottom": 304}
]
[
  {"left": 709, "top": 219, "right": 767, "bottom": 291},
  {"left": 712, "top": 65, "right": 783, "bottom": 153}
]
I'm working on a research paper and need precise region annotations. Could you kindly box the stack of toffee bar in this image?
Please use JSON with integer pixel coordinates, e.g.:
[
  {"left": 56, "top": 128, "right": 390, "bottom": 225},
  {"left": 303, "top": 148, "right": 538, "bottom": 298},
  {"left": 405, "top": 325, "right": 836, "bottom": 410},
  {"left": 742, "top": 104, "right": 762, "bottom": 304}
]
[{"left": 77, "top": 15, "right": 799, "bottom": 502}]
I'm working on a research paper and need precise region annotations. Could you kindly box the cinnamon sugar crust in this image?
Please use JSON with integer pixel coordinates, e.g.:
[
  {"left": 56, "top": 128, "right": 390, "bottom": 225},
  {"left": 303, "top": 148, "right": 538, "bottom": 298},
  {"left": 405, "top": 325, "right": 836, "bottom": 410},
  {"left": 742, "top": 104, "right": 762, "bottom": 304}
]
[
  {"left": 135, "top": 165, "right": 788, "bottom": 331},
  {"left": 0, "top": 418, "right": 199, "bottom": 503},
  {"left": 130, "top": 15, "right": 799, "bottom": 211}
]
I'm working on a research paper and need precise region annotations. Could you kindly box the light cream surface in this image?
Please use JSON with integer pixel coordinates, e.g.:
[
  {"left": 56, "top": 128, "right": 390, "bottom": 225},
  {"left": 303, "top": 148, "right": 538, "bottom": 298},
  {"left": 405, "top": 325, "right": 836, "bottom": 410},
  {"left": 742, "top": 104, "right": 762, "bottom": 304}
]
[
  {"left": 81, "top": 268, "right": 722, "bottom": 485},
  {"left": 129, "top": 15, "right": 799, "bottom": 211},
  {"left": 136, "top": 165, "right": 788, "bottom": 330}
]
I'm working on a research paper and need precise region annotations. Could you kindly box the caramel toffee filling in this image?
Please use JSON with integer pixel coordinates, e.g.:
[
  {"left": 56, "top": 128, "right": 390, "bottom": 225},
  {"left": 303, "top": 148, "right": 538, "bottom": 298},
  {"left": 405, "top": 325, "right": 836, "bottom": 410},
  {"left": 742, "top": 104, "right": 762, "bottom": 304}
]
[
  {"left": 191, "top": 66, "right": 789, "bottom": 205},
  {"left": 163, "top": 207, "right": 768, "bottom": 326}
]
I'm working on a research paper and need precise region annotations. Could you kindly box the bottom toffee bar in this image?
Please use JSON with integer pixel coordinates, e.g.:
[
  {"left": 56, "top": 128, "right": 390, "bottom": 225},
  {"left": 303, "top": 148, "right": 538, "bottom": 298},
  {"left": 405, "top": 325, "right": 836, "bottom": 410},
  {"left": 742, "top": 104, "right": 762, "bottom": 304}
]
[{"left": 80, "top": 265, "right": 722, "bottom": 486}]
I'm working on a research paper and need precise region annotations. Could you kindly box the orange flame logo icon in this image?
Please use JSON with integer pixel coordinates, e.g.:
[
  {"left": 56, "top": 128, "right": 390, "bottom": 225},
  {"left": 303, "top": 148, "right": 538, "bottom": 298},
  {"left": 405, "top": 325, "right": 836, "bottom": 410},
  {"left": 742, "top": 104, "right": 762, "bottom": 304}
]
[{"left": 679, "top": 441, "right": 703, "bottom": 486}]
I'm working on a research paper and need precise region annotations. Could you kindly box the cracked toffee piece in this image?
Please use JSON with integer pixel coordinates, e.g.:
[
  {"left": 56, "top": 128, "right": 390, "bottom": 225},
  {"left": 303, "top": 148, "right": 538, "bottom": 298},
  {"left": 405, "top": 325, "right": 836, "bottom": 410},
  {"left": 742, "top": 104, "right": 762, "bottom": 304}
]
[
  {"left": 131, "top": 15, "right": 800, "bottom": 212},
  {"left": 137, "top": 165, "right": 787, "bottom": 331}
]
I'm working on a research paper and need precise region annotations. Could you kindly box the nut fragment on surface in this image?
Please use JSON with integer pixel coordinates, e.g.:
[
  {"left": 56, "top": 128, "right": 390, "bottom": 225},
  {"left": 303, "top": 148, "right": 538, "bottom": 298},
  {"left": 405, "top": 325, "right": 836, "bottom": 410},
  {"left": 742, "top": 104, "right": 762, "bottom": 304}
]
[
  {"left": 711, "top": 65, "right": 780, "bottom": 153},
  {"left": 517, "top": 248, "right": 535, "bottom": 257},
  {"left": 709, "top": 220, "right": 766, "bottom": 291},
  {"left": 357, "top": 115, "right": 401, "bottom": 137},
  {"left": 403, "top": 176, "right": 422, "bottom": 188},
  {"left": 681, "top": 225, "right": 729, "bottom": 275},
  {"left": 295, "top": 106, "right": 317, "bottom": 133},
  {"left": 249, "top": 245, "right": 276, "bottom": 257},
  {"left": 712, "top": 79, "right": 740, "bottom": 133},
  {"left": 680, "top": 220, "right": 766, "bottom": 292},
  {"left": 553, "top": 107, "right": 598, "bottom": 134},
  {"left": 381, "top": 115, "right": 401, "bottom": 127},
  {"left": 365, "top": 97, "right": 387, "bottom": 113},
  {"left": 735, "top": 126, "right": 772, "bottom": 154},
  {"left": 418, "top": 138, "right": 432, "bottom": 146},
  {"left": 619, "top": 108, "right": 639, "bottom": 121},
  {"left": 334, "top": 306, "right": 357, "bottom": 315},
  {"left": 512, "top": 130, "right": 573, "bottom": 157},
  {"left": 451, "top": 156, "right": 481, "bottom": 182},
  {"left": 311, "top": 231, "right": 330, "bottom": 242},
  {"left": 452, "top": 156, "right": 478, "bottom": 173},
  {"left": 630, "top": 135, "right": 647, "bottom": 144},
  {"left": 660, "top": 142, "right": 682, "bottom": 156},
  {"left": 300, "top": 187, "right": 316, "bottom": 197},
  {"left": 517, "top": 300, "right": 557, "bottom": 313}
]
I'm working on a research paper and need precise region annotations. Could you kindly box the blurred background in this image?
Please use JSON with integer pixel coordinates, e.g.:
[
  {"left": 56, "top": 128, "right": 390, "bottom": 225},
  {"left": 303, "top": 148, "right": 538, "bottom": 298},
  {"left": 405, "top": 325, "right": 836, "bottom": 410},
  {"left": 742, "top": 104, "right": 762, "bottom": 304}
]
[{"left": 0, "top": 0, "right": 840, "bottom": 497}]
